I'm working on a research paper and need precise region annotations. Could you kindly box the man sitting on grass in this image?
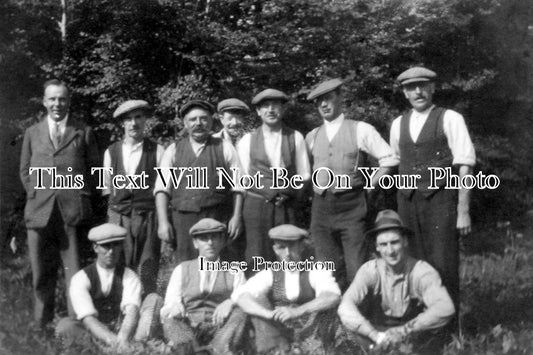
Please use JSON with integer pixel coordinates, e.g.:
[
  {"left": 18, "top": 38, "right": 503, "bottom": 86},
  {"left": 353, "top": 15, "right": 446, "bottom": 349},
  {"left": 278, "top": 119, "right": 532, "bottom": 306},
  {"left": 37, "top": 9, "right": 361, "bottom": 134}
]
[
  {"left": 160, "top": 218, "right": 247, "bottom": 354},
  {"left": 233, "top": 224, "right": 341, "bottom": 354},
  {"left": 338, "top": 210, "right": 455, "bottom": 352},
  {"left": 56, "top": 223, "right": 161, "bottom": 353}
]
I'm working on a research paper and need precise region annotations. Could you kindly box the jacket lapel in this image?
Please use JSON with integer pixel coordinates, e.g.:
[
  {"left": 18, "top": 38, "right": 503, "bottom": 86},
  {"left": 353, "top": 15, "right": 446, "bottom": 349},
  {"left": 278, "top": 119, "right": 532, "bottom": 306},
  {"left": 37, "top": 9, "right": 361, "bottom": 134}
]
[
  {"left": 56, "top": 117, "right": 82, "bottom": 153},
  {"left": 37, "top": 119, "right": 56, "bottom": 151}
]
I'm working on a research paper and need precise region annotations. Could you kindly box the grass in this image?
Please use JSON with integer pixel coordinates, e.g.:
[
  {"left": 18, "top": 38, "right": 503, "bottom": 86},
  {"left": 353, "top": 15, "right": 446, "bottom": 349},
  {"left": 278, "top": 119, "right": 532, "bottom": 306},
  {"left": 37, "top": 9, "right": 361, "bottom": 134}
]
[{"left": 1, "top": 225, "right": 533, "bottom": 354}]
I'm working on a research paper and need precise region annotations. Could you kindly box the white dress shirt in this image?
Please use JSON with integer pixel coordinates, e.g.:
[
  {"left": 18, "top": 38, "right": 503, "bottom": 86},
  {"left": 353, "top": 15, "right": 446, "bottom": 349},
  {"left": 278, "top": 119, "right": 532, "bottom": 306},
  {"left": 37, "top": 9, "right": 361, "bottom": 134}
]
[
  {"left": 389, "top": 105, "right": 476, "bottom": 166},
  {"left": 69, "top": 264, "right": 142, "bottom": 321},
  {"left": 231, "top": 268, "right": 341, "bottom": 303},
  {"left": 237, "top": 126, "right": 311, "bottom": 180},
  {"left": 47, "top": 115, "right": 67, "bottom": 142}
]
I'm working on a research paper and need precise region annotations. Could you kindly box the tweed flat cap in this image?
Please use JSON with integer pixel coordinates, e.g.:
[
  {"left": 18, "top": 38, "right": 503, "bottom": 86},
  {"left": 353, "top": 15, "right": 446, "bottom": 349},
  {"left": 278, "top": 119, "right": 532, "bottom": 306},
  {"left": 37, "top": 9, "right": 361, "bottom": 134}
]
[
  {"left": 397, "top": 67, "right": 437, "bottom": 85},
  {"left": 88, "top": 223, "right": 127, "bottom": 244},
  {"left": 251, "top": 89, "right": 289, "bottom": 106},
  {"left": 190, "top": 218, "right": 227, "bottom": 237},
  {"left": 365, "top": 209, "right": 412, "bottom": 240},
  {"left": 217, "top": 98, "right": 250, "bottom": 113},
  {"left": 307, "top": 78, "right": 343, "bottom": 101},
  {"left": 113, "top": 100, "right": 151, "bottom": 119},
  {"left": 268, "top": 224, "right": 308, "bottom": 241},
  {"left": 179, "top": 100, "right": 215, "bottom": 117}
]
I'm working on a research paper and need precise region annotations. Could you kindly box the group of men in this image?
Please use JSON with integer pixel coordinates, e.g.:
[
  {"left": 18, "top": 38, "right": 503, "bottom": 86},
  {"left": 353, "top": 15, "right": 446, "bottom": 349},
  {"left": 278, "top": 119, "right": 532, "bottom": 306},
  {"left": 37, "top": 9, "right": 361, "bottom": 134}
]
[{"left": 19, "top": 65, "right": 475, "bottom": 353}]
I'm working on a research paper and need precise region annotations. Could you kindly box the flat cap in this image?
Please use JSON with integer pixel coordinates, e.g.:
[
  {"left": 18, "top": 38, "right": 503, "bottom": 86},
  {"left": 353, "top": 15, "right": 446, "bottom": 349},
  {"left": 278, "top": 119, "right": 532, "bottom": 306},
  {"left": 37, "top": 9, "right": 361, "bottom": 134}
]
[
  {"left": 180, "top": 100, "right": 215, "bottom": 117},
  {"left": 113, "top": 100, "right": 151, "bottom": 119},
  {"left": 307, "top": 78, "right": 343, "bottom": 101},
  {"left": 397, "top": 67, "right": 437, "bottom": 85},
  {"left": 217, "top": 98, "right": 250, "bottom": 113},
  {"left": 88, "top": 223, "right": 127, "bottom": 244},
  {"left": 189, "top": 218, "right": 227, "bottom": 237},
  {"left": 268, "top": 224, "right": 308, "bottom": 241},
  {"left": 251, "top": 89, "right": 289, "bottom": 106}
]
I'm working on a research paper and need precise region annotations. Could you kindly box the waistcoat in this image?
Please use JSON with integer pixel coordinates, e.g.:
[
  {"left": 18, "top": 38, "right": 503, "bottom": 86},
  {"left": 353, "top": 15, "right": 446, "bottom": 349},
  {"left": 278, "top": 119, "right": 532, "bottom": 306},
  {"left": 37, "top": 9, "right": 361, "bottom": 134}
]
[
  {"left": 270, "top": 269, "right": 315, "bottom": 307},
  {"left": 108, "top": 139, "right": 157, "bottom": 214},
  {"left": 398, "top": 107, "right": 452, "bottom": 198},
  {"left": 83, "top": 263, "right": 125, "bottom": 324},
  {"left": 170, "top": 136, "right": 231, "bottom": 212},
  {"left": 248, "top": 125, "right": 296, "bottom": 200}
]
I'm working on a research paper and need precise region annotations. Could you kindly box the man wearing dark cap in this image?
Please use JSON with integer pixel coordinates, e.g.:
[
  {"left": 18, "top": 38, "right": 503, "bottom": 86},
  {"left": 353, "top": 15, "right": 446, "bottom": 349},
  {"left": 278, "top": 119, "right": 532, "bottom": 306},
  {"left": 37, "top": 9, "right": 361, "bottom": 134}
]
[
  {"left": 233, "top": 224, "right": 341, "bottom": 353},
  {"left": 390, "top": 67, "right": 476, "bottom": 308},
  {"left": 102, "top": 100, "right": 164, "bottom": 295},
  {"left": 305, "top": 78, "right": 399, "bottom": 287},
  {"left": 160, "top": 218, "right": 247, "bottom": 354},
  {"left": 338, "top": 210, "right": 455, "bottom": 351},
  {"left": 154, "top": 100, "right": 244, "bottom": 264},
  {"left": 56, "top": 223, "right": 162, "bottom": 352},
  {"left": 236, "top": 89, "right": 311, "bottom": 270},
  {"left": 20, "top": 79, "right": 100, "bottom": 327},
  {"left": 213, "top": 98, "right": 250, "bottom": 145}
]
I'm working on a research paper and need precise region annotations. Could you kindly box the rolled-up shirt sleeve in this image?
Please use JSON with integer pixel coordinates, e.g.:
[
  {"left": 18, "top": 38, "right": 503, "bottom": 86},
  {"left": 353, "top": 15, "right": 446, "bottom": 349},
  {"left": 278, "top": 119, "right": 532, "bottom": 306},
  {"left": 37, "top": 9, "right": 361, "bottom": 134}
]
[
  {"left": 443, "top": 110, "right": 476, "bottom": 166},
  {"left": 70, "top": 270, "right": 98, "bottom": 320},
  {"left": 163, "top": 264, "right": 184, "bottom": 309},
  {"left": 309, "top": 269, "right": 341, "bottom": 296},
  {"left": 221, "top": 140, "right": 245, "bottom": 193},
  {"left": 357, "top": 122, "right": 399, "bottom": 167},
  {"left": 121, "top": 268, "right": 142, "bottom": 312},
  {"left": 231, "top": 269, "right": 272, "bottom": 302},
  {"left": 409, "top": 261, "right": 455, "bottom": 331}
]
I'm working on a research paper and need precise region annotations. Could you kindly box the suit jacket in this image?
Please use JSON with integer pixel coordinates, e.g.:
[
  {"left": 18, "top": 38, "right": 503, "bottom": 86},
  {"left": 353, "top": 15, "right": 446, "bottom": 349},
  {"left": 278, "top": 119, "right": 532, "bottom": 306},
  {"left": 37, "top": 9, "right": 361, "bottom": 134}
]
[{"left": 19, "top": 116, "right": 100, "bottom": 228}]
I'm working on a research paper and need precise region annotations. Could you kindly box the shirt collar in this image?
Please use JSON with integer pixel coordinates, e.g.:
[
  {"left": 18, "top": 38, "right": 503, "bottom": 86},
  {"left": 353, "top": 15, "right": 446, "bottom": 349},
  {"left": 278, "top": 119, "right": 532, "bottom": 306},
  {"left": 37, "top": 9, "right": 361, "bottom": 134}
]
[
  {"left": 412, "top": 105, "right": 435, "bottom": 117},
  {"left": 96, "top": 262, "right": 115, "bottom": 276},
  {"left": 323, "top": 112, "right": 344, "bottom": 126},
  {"left": 47, "top": 114, "right": 68, "bottom": 128}
]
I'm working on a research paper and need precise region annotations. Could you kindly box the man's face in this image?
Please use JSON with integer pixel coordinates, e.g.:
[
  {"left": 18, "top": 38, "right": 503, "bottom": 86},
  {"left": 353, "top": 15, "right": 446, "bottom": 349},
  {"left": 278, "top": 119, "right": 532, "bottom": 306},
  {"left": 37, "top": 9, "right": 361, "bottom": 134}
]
[
  {"left": 317, "top": 90, "right": 342, "bottom": 122},
  {"left": 183, "top": 108, "right": 213, "bottom": 142},
  {"left": 94, "top": 241, "right": 123, "bottom": 269},
  {"left": 122, "top": 109, "right": 147, "bottom": 141},
  {"left": 402, "top": 81, "right": 435, "bottom": 112},
  {"left": 193, "top": 233, "right": 225, "bottom": 261},
  {"left": 272, "top": 240, "right": 303, "bottom": 263},
  {"left": 256, "top": 99, "right": 285, "bottom": 128},
  {"left": 43, "top": 84, "right": 70, "bottom": 122},
  {"left": 375, "top": 230, "right": 408, "bottom": 269},
  {"left": 219, "top": 110, "right": 245, "bottom": 138}
]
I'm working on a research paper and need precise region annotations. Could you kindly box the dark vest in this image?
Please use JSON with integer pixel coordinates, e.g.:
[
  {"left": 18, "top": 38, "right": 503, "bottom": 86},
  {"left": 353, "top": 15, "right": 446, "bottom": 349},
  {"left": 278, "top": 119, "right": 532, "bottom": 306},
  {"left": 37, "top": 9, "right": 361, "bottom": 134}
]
[
  {"left": 83, "top": 263, "right": 125, "bottom": 324},
  {"left": 108, "top": 139, "right": 158, "bottom": 215},
  {"left": 180, "top": 259, "right": 234, "bottom": 311},
  {"left": 398, "top": 107, "right": 453, "bottom": 198},
  {"left": 269, "top": 270, "right": 315, "bottom": 307},
  {"left": 310, "top": 119, "right": 365, "bottom": 195},
  {"left": 248, "top": 125, "right": 297, "bottom": 200},
  {"left": 170, "top": 136, "right": 231, "bottom": 212}
]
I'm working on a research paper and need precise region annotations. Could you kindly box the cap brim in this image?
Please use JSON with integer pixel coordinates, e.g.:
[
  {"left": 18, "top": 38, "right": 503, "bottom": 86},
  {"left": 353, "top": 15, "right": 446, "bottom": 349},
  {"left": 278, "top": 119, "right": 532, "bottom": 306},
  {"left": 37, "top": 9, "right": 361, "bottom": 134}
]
[
  {"left": 365, "top": 225, "right": 413, "bottom": 240},
  {"left": 96, "top": 236, "right": 125, "bottom": 244},
  {"left": 400, "top": 77, "right": 432, "bottom": 85}
]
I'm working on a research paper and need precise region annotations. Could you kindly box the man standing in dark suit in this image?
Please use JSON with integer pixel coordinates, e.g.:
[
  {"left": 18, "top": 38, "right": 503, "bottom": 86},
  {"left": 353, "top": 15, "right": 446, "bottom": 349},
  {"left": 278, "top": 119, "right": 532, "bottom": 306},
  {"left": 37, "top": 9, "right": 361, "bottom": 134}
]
[{"left": 19, "top": 79, "right": 100, "bottom": 328}]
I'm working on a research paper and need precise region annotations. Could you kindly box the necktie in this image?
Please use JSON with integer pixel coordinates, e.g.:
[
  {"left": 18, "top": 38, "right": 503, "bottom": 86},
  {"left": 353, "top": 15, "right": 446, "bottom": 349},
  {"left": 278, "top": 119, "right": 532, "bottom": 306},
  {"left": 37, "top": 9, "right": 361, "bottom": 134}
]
[{"left": 52, "top": 122, "right": 61, "bottom": 149}]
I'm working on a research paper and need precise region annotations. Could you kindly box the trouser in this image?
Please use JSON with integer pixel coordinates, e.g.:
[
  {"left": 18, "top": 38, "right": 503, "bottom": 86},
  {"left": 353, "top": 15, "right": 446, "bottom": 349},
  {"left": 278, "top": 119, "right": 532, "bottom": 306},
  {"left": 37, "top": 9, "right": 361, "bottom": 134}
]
[
  {"left": 108, "top": 209, "right": 161, "bottom": 295},
  {"left": 162, "top": 306, "right": 248, "bottom": 354},
  {"left": 397, "top": 189, "right": 460, "bottom": 309},
  {"left": 310, "top": 190, "right": 367, "bottom": 288},
  {"left": 252, "top": 307, "right": 338, "bottom": 354},
  {"left": 242, "top": 193, "right": 295, "bottom": 272},
  {"left": 56, "top": 293, "right": 163, "bottom": 347},
  {"left": 27, "top": 202, "right": 79, "bottom": 325},
  {"left": 171, "top": 203, "right": 233, "bottom": 265}
]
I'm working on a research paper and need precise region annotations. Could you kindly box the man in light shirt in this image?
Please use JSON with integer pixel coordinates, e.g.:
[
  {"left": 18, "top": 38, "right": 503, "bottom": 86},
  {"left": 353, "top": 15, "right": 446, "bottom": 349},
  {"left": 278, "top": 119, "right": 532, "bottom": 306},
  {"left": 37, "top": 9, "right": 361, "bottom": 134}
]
[
  {"left": 160, "top": 218, "right": 247, "bottom": 354},
  {"left": 56, "top": 223, "right": 162, "bottom": 353},
  {"left": 213, "top": 98, "right": 250, "bottom": 145},
  {"left": 19, "top": 79, "right": 100, "bottom": 328},
  {"left": 154, "top": 100, "right": 244, "bottom": 264},
  {"left": 237, "top": 89, "right": 311, "bottom": 270},
  {"left": 102, "top": 100, "right": 164, "bottom": 295},
  {"left": 233, "top": 224, "right": 341, "bottom": 353},
  {"left": 338, "top": 210, "right": 455, "bottom": 352},
  {"left": 305, "top": 78, "right": 399, "bottom": 288},
  {"left": 389, "top": 67, "right": 476, "bottom": 308}
]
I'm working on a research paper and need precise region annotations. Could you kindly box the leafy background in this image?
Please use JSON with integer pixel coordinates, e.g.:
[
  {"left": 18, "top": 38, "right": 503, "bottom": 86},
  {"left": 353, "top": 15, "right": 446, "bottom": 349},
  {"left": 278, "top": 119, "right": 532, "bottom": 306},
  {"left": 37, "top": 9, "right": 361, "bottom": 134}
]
[{"left": 1, "top": 0, "right": 533, "bottom": 354}]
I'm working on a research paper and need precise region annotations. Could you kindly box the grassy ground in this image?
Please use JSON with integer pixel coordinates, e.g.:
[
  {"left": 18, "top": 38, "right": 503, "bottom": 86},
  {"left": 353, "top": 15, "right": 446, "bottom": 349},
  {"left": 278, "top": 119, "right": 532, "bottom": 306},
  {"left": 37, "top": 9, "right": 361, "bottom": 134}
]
[{"left": 1, "top": 224, "right": 533, "bottom": 354}]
